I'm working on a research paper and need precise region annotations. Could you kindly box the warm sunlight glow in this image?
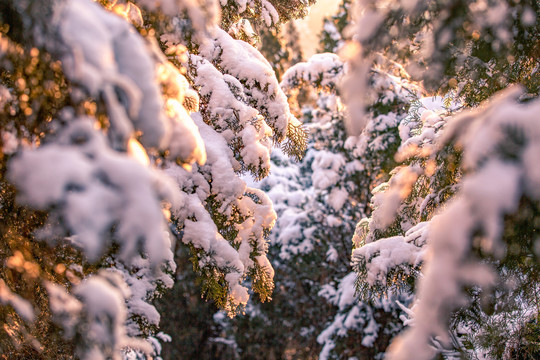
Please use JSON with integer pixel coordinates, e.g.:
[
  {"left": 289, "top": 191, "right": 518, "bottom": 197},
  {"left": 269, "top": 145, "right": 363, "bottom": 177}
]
[{"left": 127, "top": 137, "right": 150, "bottom": 166}]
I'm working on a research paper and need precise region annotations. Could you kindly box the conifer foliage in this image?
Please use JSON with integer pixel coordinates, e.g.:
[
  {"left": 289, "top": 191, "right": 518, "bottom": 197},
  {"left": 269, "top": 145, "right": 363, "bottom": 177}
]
[
  {"left": 206, "top": 2, "right": 426, "bottom": 358},
  {"left": 1, "top": 0, "right": 539, "bottom": 359},
  {"left": 348, "top": 1, "right": 540, "bottom": 359},
  {"left": 0, "top": 0, "right": 309, "bottom": 358}
]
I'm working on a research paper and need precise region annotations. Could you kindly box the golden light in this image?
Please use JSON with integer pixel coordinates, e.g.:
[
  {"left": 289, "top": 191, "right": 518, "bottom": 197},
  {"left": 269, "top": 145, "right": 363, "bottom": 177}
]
[{"left": 127, "top": 137, "right": 150, "bottom": 166}]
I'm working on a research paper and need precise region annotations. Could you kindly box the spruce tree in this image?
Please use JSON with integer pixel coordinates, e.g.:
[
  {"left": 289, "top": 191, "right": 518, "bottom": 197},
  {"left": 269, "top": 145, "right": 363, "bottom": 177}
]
[
  {"left": 348, "top": 1, "right": 540, "bottom": 359},
  {"left": 0, "top": 0, "right": 311, "bottom": 358}
]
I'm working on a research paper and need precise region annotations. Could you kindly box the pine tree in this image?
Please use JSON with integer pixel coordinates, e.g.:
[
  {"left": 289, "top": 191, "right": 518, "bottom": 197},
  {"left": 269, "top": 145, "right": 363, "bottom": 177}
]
[
  {"left": 0, "top": 0, "right": 311, "bottom": 358},
  {"left": 347, "top": 1, "right": 540, "bottom": 359}
]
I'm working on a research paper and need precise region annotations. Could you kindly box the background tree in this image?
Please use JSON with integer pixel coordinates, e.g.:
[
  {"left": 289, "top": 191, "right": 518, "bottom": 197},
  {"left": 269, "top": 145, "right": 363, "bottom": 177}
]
[
  {"left": 199, "top": 2, "right": 425, "bottom": 357},
  {"left": 318, "top": 0, "right": 351, "bottom": 54},
  {"left": 247, "top": 21, "right": 304, "bottom": 81}
]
